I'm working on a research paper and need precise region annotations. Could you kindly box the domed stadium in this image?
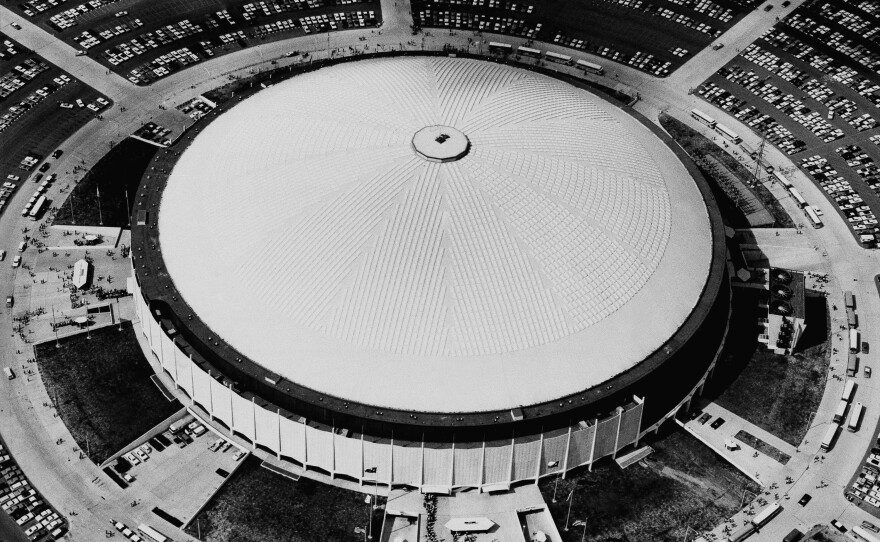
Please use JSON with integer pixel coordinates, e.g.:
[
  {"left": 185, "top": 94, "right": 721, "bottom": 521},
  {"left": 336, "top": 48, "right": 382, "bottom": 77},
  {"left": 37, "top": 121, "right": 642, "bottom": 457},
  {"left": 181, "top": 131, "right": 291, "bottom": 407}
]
[{"left": 132, "top": 55, "right": 729, "bottom": 489}]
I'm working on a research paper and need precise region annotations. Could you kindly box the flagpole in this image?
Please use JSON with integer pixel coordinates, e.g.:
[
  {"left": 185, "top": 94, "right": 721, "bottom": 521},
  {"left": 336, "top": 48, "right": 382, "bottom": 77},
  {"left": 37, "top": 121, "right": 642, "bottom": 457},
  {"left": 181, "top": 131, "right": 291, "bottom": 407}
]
[{"left": 565, "top": 489, "right": 574, "bottom": 530}]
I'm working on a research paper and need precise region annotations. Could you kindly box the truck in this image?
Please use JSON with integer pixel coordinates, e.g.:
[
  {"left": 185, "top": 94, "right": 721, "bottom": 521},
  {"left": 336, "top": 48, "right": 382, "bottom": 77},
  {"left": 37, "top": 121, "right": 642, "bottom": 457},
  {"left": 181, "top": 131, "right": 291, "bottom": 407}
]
[
  {"left": 168, "top": 414, "right": 194, "bottom": 434},
  {"left": 3, "top": 367, "right": 13, "bottom": 380},
  {"left": 845, "top": 290, "right": 855, "bottom": 309},
  {"left": 849, "top": 353, "right": 859, "bottom": 377}
]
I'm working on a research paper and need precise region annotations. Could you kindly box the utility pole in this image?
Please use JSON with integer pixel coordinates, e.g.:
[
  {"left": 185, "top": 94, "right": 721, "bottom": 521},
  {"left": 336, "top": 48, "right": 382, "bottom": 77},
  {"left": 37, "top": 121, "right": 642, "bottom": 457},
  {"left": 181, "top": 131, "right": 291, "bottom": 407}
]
[{"left": 752, "top": 130, "right": 767, "bottom": 188}]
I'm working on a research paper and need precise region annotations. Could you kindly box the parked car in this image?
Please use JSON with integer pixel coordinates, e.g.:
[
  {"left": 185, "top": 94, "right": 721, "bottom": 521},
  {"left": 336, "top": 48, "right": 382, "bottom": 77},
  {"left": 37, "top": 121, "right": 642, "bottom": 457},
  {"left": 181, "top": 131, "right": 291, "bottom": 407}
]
[
  {"left": 12, "top": 255, "right": 21, "bottom": 268},
  {"left": 135, "top": 449, "right": 148, "bottom": 461},
  {"left": 830, "top": 519, "right": 847, "bottom": 533},
  {"left": 124, "top": 452, "right": 139, "bottom": 465},
  {"left": 51, "top": 149, "right": 63, "bottom": 158},
  {"left": 6, "top": 296, "right": 13, "bottom": 307},
  {"left": 0, "top": 250, "right": 6, "bottom": 261},
  {"left": 122, "top": 473, "right": 134, "bottom": 483},
  {"left": 710, "top": 417, "right": 726, "bottom": 429},
  {"left": 863, "top": 341, "right": 870, "bottom": 354},
  {"left": 866, "top": 366, "right": 872, "bottom": 378},
  {"left": 798, "top": 493, "right": 811, "bottom": 506},
  {"left": 862, "top": 521, "right": 880, "bottom": 533}
]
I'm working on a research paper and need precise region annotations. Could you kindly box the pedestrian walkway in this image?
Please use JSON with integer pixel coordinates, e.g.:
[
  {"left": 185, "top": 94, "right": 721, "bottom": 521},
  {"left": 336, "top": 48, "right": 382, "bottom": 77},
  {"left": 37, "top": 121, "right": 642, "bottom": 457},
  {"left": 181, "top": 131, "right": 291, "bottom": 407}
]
[{"left": 681, "top": 402, "right": 807, "bottom": 487}]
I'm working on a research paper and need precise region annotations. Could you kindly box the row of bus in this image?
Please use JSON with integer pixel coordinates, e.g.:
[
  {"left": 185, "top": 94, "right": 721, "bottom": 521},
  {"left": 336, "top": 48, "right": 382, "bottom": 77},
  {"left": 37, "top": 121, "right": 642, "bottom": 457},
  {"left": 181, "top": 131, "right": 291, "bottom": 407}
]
[
  {"left": 691, "top": 108, "right": 742, "bottom": 144},
  {"left": 691, "top": 109, "right": 824, "bottom": 229},
  {"left": 487, "top": 42, "right": 604, "bottom": 74},
  {"left": 775, "top": 172, "right": 824, "bottom": 229},
  {"left": 825, "top": 378, "right": 863, "bottom": 451},
  {"left": 727, "top": 502, "right": 782, "bottom": 542},
  {"left": 19, "top": 174, "right": 54, "bottom": 221}
]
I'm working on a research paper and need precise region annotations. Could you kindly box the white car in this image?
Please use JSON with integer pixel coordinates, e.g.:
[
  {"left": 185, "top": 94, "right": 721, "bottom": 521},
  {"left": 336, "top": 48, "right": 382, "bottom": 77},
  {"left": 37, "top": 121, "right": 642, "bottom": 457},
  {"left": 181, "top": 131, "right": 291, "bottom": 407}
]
[
  {"left": 0, "top": 250, "right": 5, "bottom": 261},
  {"left": 124, "top": 452, "right": 139, "bottom": 465},
  {"left": 233, "top": 450, "right": 245, "bottom": 461},
  {"left": 135, "top": 449, "right": 148, "bottom": 461},
  {"left": 122, "top": 473, "right": 134, "bottom": 483},
  {"left": 12, "top": 256, "right": 21, "bottom": 268},
  {"left": 139, "top": 443, "right": 151, "bottom": 454}
]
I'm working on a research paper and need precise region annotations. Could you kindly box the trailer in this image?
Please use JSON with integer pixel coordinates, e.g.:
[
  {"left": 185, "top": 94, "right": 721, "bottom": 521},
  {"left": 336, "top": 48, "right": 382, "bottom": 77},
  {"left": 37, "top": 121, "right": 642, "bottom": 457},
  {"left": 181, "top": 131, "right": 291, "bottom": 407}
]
[
  {"left": 804, "top": 205, "right": 823, "bottom": 228},
  {"left": 844, "top": 290, "right": 855, "bottom": 309},
  {"left": 789, "top": 187, "right": 807, "bottom": 208},
  {"left": 517, "top": 46, "right": 542, "bottom": 57},
  {"left": 727, "top": 523, "right": 756, "bottom": 542}
]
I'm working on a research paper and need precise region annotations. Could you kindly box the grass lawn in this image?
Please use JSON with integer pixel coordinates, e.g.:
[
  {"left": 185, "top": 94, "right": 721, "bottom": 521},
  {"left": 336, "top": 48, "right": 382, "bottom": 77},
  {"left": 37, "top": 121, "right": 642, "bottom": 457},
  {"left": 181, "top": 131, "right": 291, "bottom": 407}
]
[
  {"left": 33, "top": 323, "right": 181, "bottom": 464},
  {"left": 659, "top": 113, "right": 794, "bottom": 229},
  {"left": 705, "top": 290, "right": 831, "bottom": 447},
  {"left": 184, "top": 457, "right": 385, "bottom": 542},
  {"left": 541, "top": 428, "right": 760, "bottom": 541},
  {"left": 53, "top": 138, "right": 158, "bottom": 228}
]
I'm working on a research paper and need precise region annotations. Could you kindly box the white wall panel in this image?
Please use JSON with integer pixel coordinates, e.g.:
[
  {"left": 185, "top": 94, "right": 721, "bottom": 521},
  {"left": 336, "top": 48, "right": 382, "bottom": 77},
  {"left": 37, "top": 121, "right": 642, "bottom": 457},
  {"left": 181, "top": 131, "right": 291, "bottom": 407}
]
[
  {"left": 254, "top": 405, "right": 280, "bottom": 452},
  {"left": 422, "top": 444, "right": 452, "bottom": 486},
  {"left": 483, "top": 441, "right": 510, "bottom": 485},
  {"left": 363, "top": 439, "right": 391, "bottom": 483},
  {"left": 231, "top": 393, "right": 255, "bottom": 441},
  {"left": 191, "top": 363, "right": 212, "bottom": 411},
  {"left": 512, "top": 436, "right": 540, "bottom": 481},
  {"left": 334, "top": 435, "right": 361, "bottom": 478},
  {"left": 540, "top": 430, "right": 567, "bottom": 476},
  {"left": 305, "top": 425, "right": 334, "bottom": 472},
  {"left": 279, "top": 416, "right": 306, "bottom": 463},
  {"left": 453, "top": 444, "right": 482, "bottom": 487},
  {"left": 392, "top": 443, "right": 421, "bottom": 486},
  {"left": 209, "top": 378, "right": 232, "bottom": 425}
]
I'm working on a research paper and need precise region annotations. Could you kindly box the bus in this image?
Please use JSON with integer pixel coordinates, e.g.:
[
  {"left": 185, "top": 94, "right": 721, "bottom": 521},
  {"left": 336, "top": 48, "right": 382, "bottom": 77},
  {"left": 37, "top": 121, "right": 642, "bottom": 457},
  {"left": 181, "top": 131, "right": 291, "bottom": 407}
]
[
  {"left": 137, "top": 524, "right": 168, "bottom": 542},
  {"left": 788, "top": 188, "right": 807, "bottom": 208},
  {"left": 848, "top": 402, "right": 864, "bottom": 432},
  {"left": 488, "top": 42, "right": 512, "bottom": 53},
  {"left": 845, "top": 291, "right": 855, "bottom": 309},
  {"left": 690, "top": 108, "right": 716, "bottom": 128},
  {"left": 833, "top": 399, "right": 848, "bottom": 423},
  {"left": 740, "top": 141, "right": 757, "bottom": 159},
  {"left": 851, "top": 329, "right": 861, "bottom": 353},
  {"left": 773, "top": 171, "right": 793, "bottom": 188},
  {"left": 804, "top": 205, "right": 823, "bottom": 228},
  {"left": 820, "top": 424, "right": 838, "bottom": 451},
  {"left": 517, "top": 46, "right": 542, "bottom": 58},
  {"left": 848, "top": 353, "right": 858, "bottom": 377},
  {"left": 727, "top": 523, "right": 756, "bottom": 542},
  {"left": 842, "top": 379, "right": 856, "bottom": 402},
  {"left": 752, "top": 502, "right": 782, "bottom": 527},
  {"left": 545, "top": 51, "right": 572, "bottom": 64},
  {"left": 576, "top": 59, "right": 604, "bottom": 75},
  {"left": 853, "top": 525, "right": 880, "bottom": 542},
  {"left": 715, "top": 123, "right": 742, "bottom": 143},
  {"left": 847, "top": 307, "right": 858, "bottom": 328},
  {"left": 28, "top": 195, "right": 46, "bottom": 221}
]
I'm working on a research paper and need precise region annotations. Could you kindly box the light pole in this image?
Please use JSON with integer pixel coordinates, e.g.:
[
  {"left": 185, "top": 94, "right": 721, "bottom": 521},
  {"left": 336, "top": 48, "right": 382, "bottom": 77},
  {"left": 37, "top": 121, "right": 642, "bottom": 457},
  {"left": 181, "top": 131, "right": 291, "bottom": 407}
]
[
  {"left": 364, "top": 466, "right": 378, "bottom": 540},
  {"left": 564, "top": 488, "right": 575, "bottom": 530}
]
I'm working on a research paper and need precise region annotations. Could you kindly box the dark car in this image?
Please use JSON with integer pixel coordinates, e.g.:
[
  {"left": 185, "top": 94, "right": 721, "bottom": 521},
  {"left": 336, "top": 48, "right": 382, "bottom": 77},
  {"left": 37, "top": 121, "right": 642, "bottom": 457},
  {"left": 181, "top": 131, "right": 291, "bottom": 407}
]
[
  {"left": 781, "top": 0, "right": 790, "bottom": 5},
  {"left": 51, "top": 149, "right": 63, "bottom": 159},
  {"left": 798, "top": 493, "right": 811, "bottom": 506},
  {"left": 689, "top": 409, "right": 703, "bottom": 420},
  {"left": 863, "top": 341, "right": 870, "bottom": 354},
  {"left": 764, "top": 4, "right": 773, "bottom": 10},
  {"left": 38, "top": 162, "right": 51, "bottom": 173},
  {"left": 698, "top": 413, "right": 712, "bottom": 425},
  {"left": 710, "top": 417, "right": 726, "bottom": 429}
]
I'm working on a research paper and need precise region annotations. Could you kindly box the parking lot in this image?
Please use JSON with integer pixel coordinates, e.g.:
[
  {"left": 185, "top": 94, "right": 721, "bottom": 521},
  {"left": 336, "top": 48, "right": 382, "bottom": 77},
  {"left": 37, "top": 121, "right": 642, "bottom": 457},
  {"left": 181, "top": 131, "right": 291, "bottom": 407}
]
[
  {"left": 5, "top": 0, "right": 381, "bottom": 85},
  {"left": 696, "top": 0, "right": 880, "bottom": 247},
  {"left": 106, "top": 413, "right": 248, "bottom": 532},
  {"left": 0, "top": 435, "right": 66, "bottom": 542}
]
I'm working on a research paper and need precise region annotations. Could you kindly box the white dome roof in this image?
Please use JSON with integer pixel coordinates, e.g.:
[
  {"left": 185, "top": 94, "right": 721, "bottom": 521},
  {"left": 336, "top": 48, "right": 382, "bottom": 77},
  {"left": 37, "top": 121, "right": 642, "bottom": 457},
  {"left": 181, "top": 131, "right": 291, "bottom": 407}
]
[{"left": 159, "top": 57, "right": 712, "bottom": 412}]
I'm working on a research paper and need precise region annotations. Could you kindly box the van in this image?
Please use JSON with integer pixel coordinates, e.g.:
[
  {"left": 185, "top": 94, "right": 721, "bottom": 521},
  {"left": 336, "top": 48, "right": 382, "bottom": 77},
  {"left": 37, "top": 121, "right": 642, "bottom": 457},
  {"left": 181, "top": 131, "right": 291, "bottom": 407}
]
[
  {"left": 17, "top": 241, "right": 26, "bottom": 252},
  {"left": 4, "top": 368, "right": 13, "bottom": 380}
]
